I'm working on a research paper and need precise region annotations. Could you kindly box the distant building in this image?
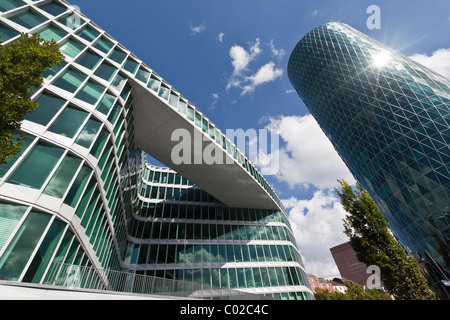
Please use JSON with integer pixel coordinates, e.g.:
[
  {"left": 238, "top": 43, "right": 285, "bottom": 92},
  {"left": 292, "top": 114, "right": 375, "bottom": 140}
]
[
  {"left": 330, "top": 242, "right": 370, "bottom": 287},
  {"left": 330, "top": 278, "right": 347, "bottom": 293},
  {"left": 308, "top": 274, "right": 335, "bottom": 293}
]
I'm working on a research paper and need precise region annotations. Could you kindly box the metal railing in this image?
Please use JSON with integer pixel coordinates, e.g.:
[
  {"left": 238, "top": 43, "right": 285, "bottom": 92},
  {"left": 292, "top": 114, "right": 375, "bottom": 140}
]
[{"left": 43, "top": 262, "right": 272, "bottom": 300}]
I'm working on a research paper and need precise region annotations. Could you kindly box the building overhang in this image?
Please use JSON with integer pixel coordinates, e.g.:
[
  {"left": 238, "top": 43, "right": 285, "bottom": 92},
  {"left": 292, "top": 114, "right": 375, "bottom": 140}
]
[{"left": 129, "top": 77, "right": 280, "bottom": 211}]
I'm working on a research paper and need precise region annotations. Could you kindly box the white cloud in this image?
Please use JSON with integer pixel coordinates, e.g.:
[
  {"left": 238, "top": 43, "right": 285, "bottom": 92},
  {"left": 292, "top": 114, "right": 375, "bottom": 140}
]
[
  {"left": 212, "top": 93, "right": 219, "bottom": 99},
  {"left": 241, "top": 62, "right": 283, "bottom": 95},
  {"left": 285, "top": 190, "right": 349, "bottom": 278},
  {"left": 409, "top": 48, "right": 450, "bottom": 79},
  {"left": 262, "top": 114, "right": 355, "bottom": 190},
  {"left": 311, "top": 9, "right": 319, "bottom": 17},
  {"left": 269, "top": 39, "right": 286, "bottom": 60},
  {"left": 218, "top": 32, "right": 225, "bottom": 43},
  {"left": 228, "top": 38, "right": 261, "bottom": 77},
  {"left": 190, "top": 23, "right": 206, "bottom": 35},
  {"left": 285, "top": 89, "right": 296, "bottom": 94}
]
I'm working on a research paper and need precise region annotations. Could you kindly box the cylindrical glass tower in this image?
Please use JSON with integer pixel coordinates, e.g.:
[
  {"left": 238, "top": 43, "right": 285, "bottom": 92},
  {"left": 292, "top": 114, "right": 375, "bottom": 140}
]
[{"left": 288, "top": 22, "right": 450, "bottom": 296}]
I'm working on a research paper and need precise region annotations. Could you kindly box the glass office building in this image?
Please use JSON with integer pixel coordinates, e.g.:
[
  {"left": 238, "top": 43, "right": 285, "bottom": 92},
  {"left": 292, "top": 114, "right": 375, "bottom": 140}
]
[
  {"left": 288, "top": 22, "right": 450, "bottom": 297},
  {"left": 0, "top": 0, "right": 313, "bottom": 300}
]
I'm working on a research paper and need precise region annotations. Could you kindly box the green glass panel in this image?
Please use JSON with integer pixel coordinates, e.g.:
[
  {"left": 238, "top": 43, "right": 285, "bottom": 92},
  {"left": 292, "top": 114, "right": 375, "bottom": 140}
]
[
  {"left": 147, "top": 78, "right": 160, "bottom": 92},
  {"left": 158, "top": 85, "right": 170, "bottom": 100},
  {"left": 108, "top": 47, "right": 127, "bottom": 64},
  {"left": 26, "top": 92, "right": 66, "bottom": 125},
  {"left": 52, "top": 67, "right": 87, "bottom": 92},
  {"left": 42, "top": 60, "right": 67, "bottom": 80},
  {"left": 49, "top": 106, "right": 88, "bottom": 138},
  {"left": 90, "top": 128, "right": 109, "bottom": 158},
  {"left": 37, "top": 23, "right": 67, "bottom": 42},
  {"left": 0, "top": 22, "right": 19, "bottom": 42},
  {"left": 76, "top": 51, "right": 102, "bottom": 70},
  {"left": 96, "top": 92, "right": 116, "bottom": 115},
  {"left": 43, "top": 230, "right": 73, "bottom": 284},
  {"left": 77, "top": 25, "right": 99, "bottom": 42},
  {"left": 94, "top": 62, "right": 117, "bottom": 82},
  {"left": 0, "top": 131, "right": 35, "bottom": 178},
  {"left": 63, "top": 165, "right": 92, "bottom": 207},
  {"left": 93, "top": 36, "right": 114, "bottom": 54},
  {"left": 75, "top": 118, "right": 102, "bottom": 148},
  {"left": 8, "top": 143, "right": 64, "bottom": 189},
  {"left": 43, "top": 154, "right": 82, "bottom": 198},
  {"left": 39, "top": 1, "right": 67, "bottom": 16},
  {"left": 75, "top": 80, "right": 105, "bottom": 105},
  {"left": 59, "top": 38, "right": 84, "bottom": 58},
  {"left": 0, "top": 211, "right": 51, "bottom": 281},
  {"left": 22, "top": 218, "right": 66, "bottom": 283},
  {"left": 0, "top": 0, "right": 25, "bottom": 12},
  {"left": 0, "top": 201, "right": 28, "bottom": 251},
  {"left": 135, "top": 67, "right": 150, "bottom": 83},
  {"left": 123, "top": 58, "right": 139, "bottom": 74},
  {"left": 9, "top": 8, "right": 46, "bottom": 29}
]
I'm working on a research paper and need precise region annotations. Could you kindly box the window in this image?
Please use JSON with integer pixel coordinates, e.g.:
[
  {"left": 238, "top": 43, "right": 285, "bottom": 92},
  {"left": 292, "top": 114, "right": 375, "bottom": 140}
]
[
  {"left": 49, "top": 105, "right": 88, "bottom": 138},
  {"left": 59, "top": 37, "right": 85, "bottom": 58},
  {"left": 76, "top": 51, "right": 102, "bottom": 70},
  {"left": 0, "top": 131, "right": 35, "bottom": 178},
  {"left": 75, "top": 118, "right": 102, "bottom": 149},
  {"left": 77, "top": 25, "right": 100, "bottom": 42},
  {"left": 0, "top": 211, "right": 52, "bottom": 281},
  {"left": 0, "top": 0, "right": 25, "bottom": 12},
  {"left": 0, "top": 201, "right": 28, "bottom": 251},
  {"left": 38, "top": 1, "right": 67, "bottom": 16},
  {"left": 52, "top": 67, "right": 87, "bottom": 92},
  {"left": 63, "top": 164, "right": 93, "bottom": 207},
  {"left": 42, "top": 60, "right": 67, "bottom": 80},
  {"left": 94, "top": 36, "right": 114, "bottom": 54},
  {"left": 135, "top": 67, "right": 150, "bottom": 83},
  {"left": 94, "top": 62, "right": 118, "bottom": 82},
  {"left": 0, "top": 22, "right": 19, "bottom": 42},
  {"left": 75, "top": 80, "right": 106, "bottom": 105},
  {"left": 96, "top": 91, "right": 116, "bottom": 115},
  {"left": 7, "top": 142, "right": 64, "bottom": 189},
  {"left": 25, "top": 92, "right": 67, "bottom": 125},
  {"left": 9, "top": 8, "right": 46, "bottom": 29},
  {"left": 108, "top": 47, "right": 127, "bottom": 64},
  {"left": 123, "top": 58, "right": 139, "bottom": 74},
  {"left": 36, "top": 23, "right": 67, "bottom": 42},
  {"left": 43, "top": 153, "right": 82, "bottom": 198}
]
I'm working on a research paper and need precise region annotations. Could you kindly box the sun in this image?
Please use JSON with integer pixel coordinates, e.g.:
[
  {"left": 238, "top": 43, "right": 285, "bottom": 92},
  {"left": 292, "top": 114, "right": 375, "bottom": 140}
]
[{"left": 372, "top": 51, "right": 391, "bottom": 68}]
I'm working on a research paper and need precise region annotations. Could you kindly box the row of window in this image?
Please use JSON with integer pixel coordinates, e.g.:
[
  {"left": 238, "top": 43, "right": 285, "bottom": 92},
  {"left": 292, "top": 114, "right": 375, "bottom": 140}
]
[
  {"left": 125, "top": 242, "right": 302, "bottom": 266},
  {"left": 129, "top": 219, "right": 296, "bottom": 244},
  {"left": 139, "top": 266, "right": 307, "bottom": 292},
  {"left": 133, "top": 199, "right": 290, "bottom": 225}
]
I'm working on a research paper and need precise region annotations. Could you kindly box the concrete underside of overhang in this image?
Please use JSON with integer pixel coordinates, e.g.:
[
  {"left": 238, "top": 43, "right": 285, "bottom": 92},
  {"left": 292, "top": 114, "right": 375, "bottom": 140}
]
[{"left": 129, "top": 78, "right": 279, "bottom": 211}]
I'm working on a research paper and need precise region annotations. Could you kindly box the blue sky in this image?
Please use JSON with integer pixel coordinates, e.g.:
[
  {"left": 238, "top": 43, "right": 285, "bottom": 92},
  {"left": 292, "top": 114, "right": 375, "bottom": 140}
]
[{"left": 71, "top": 0, "right": 450, "bottom": 278}]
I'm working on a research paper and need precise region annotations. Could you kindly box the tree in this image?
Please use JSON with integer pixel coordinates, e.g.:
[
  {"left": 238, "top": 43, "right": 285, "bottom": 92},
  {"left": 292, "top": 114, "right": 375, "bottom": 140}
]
[
  {"left": 335, "top": 180, "right": 435, "bottom": 300},
  {"left": 314, "top": 280, "right": 391, "bottom": 300},
  {"left": 0, "top": 33, "right": 63, "bottom": 166}
]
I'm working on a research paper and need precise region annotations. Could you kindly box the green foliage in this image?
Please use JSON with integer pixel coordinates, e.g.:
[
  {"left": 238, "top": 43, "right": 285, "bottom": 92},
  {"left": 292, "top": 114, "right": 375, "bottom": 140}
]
[
  {"left": 335, "top": 180, "right": 435, "bottom": 300},
  {"left": 0, "top": 33, "right": 63, "bottom": 166},
  {"left": 314, "top": 280, "right": 392, "bottom": 300}
]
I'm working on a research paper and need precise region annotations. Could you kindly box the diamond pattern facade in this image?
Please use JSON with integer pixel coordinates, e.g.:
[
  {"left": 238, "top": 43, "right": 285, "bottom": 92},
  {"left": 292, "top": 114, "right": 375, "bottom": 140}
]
[{"left": 288, "top": 22, "right": 450, "bottom": 294}]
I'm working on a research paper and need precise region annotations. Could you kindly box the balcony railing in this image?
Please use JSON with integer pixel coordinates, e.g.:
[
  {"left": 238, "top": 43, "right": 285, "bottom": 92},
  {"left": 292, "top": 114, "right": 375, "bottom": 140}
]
[{"left": 43, "top": 262, "right": 273, "bottom": 300}]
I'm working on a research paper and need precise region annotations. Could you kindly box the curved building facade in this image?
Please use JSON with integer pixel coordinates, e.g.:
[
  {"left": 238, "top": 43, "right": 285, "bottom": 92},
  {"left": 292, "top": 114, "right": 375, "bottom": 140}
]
[
  {"left": 0, "top": 0, "right": 312, "bottom": 300},
  {"left": 288, "top": 22, "right": 450, "bottom": 296}
]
